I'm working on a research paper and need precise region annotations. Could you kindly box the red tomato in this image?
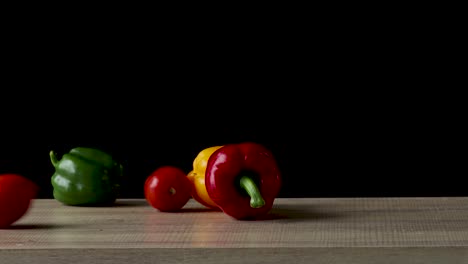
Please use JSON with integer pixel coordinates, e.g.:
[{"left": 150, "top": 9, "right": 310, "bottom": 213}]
[
  {"left": 144, "top": 166, "right": 192, "bottom": 212},
  {"left": 0, "top": 174, "right": 39, "bottom": 228}
]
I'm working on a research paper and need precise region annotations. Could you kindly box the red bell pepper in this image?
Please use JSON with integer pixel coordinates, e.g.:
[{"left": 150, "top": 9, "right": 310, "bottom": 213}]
[
  {"left": 0, "top": 173, "right": 39, "bottom": 228},
  {"left": 205, "top": 142, "right": 282, "bottom": 220}
]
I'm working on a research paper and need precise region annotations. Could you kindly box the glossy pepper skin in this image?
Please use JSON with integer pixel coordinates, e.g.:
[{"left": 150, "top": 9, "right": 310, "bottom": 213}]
[
  {"left": 50, "top": 147, "right": 123, "bottom": 206},
  {"left": 0, "top": 174, "right": 39, "bottom": 228},
  {"left": 187, "top": 146, "right": 222, "bottom": 210},
  {"left": 205, "top": 142, "right": 282, "bottom": 220}
]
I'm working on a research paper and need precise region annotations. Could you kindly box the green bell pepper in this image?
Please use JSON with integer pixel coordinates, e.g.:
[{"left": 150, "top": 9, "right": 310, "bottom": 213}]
[{"left": 50, "top": 147, "right": 123, "bottom": 206}]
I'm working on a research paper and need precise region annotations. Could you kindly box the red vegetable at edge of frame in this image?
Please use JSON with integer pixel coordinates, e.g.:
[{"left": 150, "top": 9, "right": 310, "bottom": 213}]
[
  {"left": 0, "top": 173, "right": 39, "bottom": 228},
  {"left": 205, "top": 142, "right": 282, "bottom": 220}
]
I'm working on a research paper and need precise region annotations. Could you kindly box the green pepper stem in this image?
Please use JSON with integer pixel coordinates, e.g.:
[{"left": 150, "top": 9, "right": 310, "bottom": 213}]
[
  {"left": 50, "top": 151, "right": 59, "bottom": 167},
  {"left": 239, "top": 175, "right": 265, "bottom": 208}
]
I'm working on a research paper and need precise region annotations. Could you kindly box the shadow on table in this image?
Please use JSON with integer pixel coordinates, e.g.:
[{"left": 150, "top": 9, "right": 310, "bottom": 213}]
[
  {"left": 6, "top": 223, "right": 73, "bottom": 230},
  {"left": 112, "top": 200, "right": 149, "bottom": 207},
  {"left": 173, "top": 208, "right": 220, "bottom": 213}
]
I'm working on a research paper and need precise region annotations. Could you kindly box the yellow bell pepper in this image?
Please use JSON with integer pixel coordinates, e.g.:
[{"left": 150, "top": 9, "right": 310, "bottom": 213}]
[{"left": 187, "top": 145, "right": 222, "bottom": 210}]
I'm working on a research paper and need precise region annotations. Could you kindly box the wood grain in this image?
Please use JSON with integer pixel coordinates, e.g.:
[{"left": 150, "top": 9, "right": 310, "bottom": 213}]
[{"left": 1, "top": 198, "right": 467, "bottom": 263}]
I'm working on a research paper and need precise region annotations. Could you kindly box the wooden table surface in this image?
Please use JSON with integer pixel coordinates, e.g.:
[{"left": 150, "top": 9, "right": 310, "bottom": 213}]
[{"left": 1, "top": 198, "right": 467, "bottom": 263}]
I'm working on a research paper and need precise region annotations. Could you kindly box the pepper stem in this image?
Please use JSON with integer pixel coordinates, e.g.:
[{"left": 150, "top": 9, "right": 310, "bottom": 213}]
[
  {"left": 239, "top": 175, "right": 265, "bottom": 208},
  {"left": 49, "top": 151, "right": 59, "bottom": 167}
]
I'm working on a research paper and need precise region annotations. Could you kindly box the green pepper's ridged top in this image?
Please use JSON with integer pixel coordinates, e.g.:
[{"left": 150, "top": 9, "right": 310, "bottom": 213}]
[{"left": 50, "top": 147, "right": 123, "bottom": 206}]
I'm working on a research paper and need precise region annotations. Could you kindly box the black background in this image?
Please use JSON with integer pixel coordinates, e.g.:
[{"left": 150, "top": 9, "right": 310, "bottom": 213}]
[
  {"left": 1, "top": 7, "right": 465, "bottom": 199},
  {"left": 1, "top": 88, "right": 465, "bottom": 199}
]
